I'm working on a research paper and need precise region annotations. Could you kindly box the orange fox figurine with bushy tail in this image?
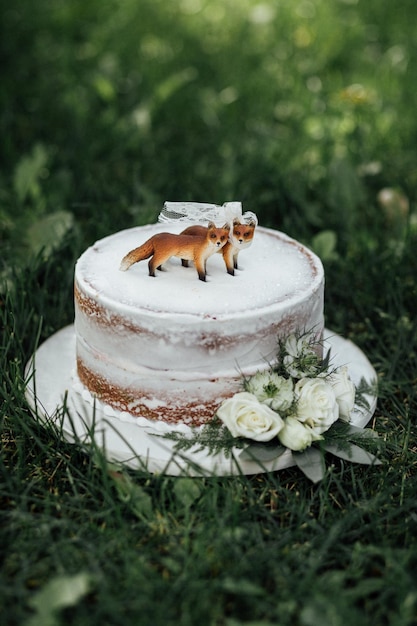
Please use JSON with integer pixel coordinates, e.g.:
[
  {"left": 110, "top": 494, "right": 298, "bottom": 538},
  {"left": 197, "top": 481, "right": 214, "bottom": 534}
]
[
  {"left": 119, "top": 222, "right": 230, "bottom": 282},
  {"left": 181, "top": 217, "right": 256, "bottom": 275}
]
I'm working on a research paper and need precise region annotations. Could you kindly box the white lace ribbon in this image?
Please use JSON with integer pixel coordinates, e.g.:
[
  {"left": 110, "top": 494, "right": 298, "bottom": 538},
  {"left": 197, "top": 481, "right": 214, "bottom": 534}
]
[{"left": 158, "top": 201, "right": 258, "bottom": 227}]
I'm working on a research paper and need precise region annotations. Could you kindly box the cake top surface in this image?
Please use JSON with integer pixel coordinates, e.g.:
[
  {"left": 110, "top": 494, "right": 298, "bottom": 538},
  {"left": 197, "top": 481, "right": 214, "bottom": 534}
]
[{"left": 75, "top": 223, "right": 323, "bottom": 320}]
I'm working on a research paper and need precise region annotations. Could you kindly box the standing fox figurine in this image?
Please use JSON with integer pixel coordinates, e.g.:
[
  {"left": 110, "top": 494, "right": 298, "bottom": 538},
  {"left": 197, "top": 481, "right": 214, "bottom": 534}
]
[
  {"left": 181, "top": 217, "right": 256, "bottom": 275},
  {"left": 119, "top": 222, "right": 230, "bottom": 282}
]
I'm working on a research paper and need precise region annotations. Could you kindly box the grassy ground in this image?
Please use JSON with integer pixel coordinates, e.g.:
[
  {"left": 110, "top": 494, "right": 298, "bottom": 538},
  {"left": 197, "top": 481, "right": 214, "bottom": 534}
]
[{"left": 1, "top": 1, "right": 417, "bottom": 624}]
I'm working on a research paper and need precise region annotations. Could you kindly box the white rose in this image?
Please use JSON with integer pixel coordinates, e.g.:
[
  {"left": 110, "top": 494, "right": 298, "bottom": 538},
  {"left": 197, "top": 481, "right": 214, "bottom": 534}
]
[
  {"left": 278, "top": 416, "right": 322, "bottom": 451},
  {"left": 294, "top": 377, "right": 339, "bottom": 434},
  {"left": 216, "top": 392, "right": 284, "bottom": 442},
  {"left": 328, "top": 366, "right": 356, "bottom": 421},
  {"left": 246, "top": 371, "right": 294, "bottom": 412}
]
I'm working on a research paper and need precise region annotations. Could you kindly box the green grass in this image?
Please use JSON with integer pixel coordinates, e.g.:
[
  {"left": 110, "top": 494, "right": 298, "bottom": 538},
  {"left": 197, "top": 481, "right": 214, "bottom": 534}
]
[{"left": 2, "top": 1, "right": 417, "bottom": 624}]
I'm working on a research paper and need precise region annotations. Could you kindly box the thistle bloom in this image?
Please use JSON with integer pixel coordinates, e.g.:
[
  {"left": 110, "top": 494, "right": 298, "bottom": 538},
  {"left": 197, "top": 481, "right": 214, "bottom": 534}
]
[
  {"left": 245, "top": 371, "right": 294, "bottom": 412},
  {"left": 283, "top": 334, "right": 321, "bottom": 378}
]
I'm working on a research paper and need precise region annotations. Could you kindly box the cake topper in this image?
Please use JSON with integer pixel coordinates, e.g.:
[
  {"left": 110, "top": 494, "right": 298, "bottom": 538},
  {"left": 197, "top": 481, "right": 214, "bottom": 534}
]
[
  {"left": 119, "top": 221, "right": 230, "bottom": 282},
  {"left": 158, "top": 201, "right": 257, "bottom": 226},
  {"left": 120, "top": 202, "right": 257, "bottom": 281},
  {"left": 160, "top": 201, "right": 258, "bottom": 276},
  {"left": 180, "top": 217, "right": 256, "bottom": 276}
]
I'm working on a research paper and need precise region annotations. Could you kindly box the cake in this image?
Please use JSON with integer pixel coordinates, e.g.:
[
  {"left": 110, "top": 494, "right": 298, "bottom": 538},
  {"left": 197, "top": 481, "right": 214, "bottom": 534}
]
[{"left": 74, "top": 206, "right": 324, "bottom": 427}]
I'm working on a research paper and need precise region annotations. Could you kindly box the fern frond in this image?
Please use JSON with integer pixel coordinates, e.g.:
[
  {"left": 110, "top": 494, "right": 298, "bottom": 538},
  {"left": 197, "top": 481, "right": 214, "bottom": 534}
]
[{"left": 154, "top": 417, "right": 247, "bottom": 458}]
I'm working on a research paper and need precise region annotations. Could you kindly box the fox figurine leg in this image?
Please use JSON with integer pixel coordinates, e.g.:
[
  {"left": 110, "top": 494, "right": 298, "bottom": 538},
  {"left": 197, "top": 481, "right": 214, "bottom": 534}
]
[
  {"left": 120, "top": 222, "right": 230, "bottom": 281},
  {"left": 181, "top": 224, "right": 235, "bottom": 274}
]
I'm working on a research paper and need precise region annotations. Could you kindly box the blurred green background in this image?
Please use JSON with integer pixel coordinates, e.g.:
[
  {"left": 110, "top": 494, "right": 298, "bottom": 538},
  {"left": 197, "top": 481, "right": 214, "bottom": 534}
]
[
  {"left": 1, "top": 0, "right": 416, "bottom": 268},
  {"left": 2, "top": 3, "right": 417, "bottom": 624}
]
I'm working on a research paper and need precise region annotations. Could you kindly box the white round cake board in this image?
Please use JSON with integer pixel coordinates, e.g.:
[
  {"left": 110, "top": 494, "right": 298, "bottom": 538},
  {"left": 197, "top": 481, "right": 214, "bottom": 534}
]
[{"left": 25, "top": 326, "right": 377, "bottom": 477}]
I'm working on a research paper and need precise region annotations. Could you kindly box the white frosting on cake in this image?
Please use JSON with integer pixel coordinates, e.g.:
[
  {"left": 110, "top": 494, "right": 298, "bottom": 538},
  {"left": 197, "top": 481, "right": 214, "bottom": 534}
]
[{"left": 74, "top": 222, "right": 324, "bottom": 425}]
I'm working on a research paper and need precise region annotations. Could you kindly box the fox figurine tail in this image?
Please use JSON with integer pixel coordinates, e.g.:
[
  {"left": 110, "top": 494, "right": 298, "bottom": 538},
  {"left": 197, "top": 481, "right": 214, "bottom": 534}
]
[
  {"left": 181, "top": 217, "right": 256, "bottom": 275},
  {"left": 120, "top": 222, "right": 230, "bottom": 281}
]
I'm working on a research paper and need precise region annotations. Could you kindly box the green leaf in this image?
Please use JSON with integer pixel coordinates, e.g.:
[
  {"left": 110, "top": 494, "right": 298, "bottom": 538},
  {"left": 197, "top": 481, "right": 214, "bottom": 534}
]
[
  {"left": 26, "top": 210, "right": 74, "bottom": 258},
  {"left": 311, "top": 230, "right": 338, "bottom": 261},
  {"left": 93, "top": 75, "right": 116, "bottom": 101},
  {"left": 13, "top": 143, "right": 49, "bottom": 203},
  {"left": 345, "top": 424, "right": 380, "bottom": 440},
  {"left": 108, "top": 467, "right": 153, "bottom": 520},
  {"left": 173, "top": 477, "right": 202, "bottom": 509},
  {"left": 239, "top": 441, "right": 287, "bottom": 463},
  {"left": 153, "top": 67, "right": 197, "bottom": 107},
  {"left": 324, "top": 442, "right": 382, "bottom": 465},
  {"left": 27, "top": 572, "right": 93, "bottom": 626},
  {"left": 221, "top": 577, "right": 265, "bottom": 597},
  {"left": 293, "top": 447, "right": 326, "bottom": 483}
]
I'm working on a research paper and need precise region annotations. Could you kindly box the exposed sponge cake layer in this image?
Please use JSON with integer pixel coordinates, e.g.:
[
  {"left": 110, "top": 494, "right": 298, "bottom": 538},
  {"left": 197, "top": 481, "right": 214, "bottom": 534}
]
[{"left": 74, "top": 224, "right": 324, "bottom": 425}]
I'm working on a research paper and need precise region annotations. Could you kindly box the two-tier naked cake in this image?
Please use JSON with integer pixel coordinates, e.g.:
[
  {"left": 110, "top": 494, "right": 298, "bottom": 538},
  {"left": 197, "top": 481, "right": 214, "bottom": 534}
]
[{"left": 74, "top": 203, "right": 324, "bottom": 427}]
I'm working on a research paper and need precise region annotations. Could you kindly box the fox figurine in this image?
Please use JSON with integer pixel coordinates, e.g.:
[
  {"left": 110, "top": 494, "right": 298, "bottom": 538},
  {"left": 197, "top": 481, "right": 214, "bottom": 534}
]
[
  {"left": 119, "top": 221, "right": 230, "bottom": 282},
  {"left": 180, "top": 217, "right": 256, "bottom": 275}
]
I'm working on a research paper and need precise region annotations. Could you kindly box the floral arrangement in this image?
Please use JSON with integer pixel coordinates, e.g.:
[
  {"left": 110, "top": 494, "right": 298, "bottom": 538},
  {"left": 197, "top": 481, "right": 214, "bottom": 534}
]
[{"left": 162, "top": 330, "right": 380, "bottom": 482}]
